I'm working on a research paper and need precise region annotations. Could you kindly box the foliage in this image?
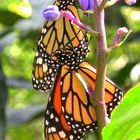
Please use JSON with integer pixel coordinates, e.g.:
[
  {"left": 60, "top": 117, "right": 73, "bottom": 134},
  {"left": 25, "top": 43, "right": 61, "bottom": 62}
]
[
  {"left": 0, "top": 0, "right": 140, "bottom": 140},
  {"left": 103, "top": 83, "right": 140, "bottom": 140}
]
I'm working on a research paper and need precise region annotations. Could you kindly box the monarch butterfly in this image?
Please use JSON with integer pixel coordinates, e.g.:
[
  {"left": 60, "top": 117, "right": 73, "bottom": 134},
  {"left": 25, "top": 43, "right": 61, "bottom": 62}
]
[
  {"left": 45, "top": 61, "right": 123, "bottom": 140},
  {"left": 32, "top": 0, "right": 89, "bottom": 92}
]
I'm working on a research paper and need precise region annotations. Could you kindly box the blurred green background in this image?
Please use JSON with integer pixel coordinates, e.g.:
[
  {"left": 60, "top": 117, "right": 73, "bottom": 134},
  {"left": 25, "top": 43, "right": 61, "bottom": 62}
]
[{"left": 0, "top": 0, "right": 140, "bottom": 140}]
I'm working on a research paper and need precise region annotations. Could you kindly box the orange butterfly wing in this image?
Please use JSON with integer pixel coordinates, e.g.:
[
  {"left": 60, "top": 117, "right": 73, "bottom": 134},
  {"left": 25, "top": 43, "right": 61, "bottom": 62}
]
[
  {"left": 45, "top": 66, "right": 88, "bottom": 140},
  {"left": 78, "top": 61, "right": 123, "bottom": 117},
  {"left": 32, "top": 1, "right": 89, "bottom": 92},
  {"left": 60, "top": 65, "right": 98, "bottom": 134},
  {"left": 45, "top": 61, "right": 123, "bottom": 139}
]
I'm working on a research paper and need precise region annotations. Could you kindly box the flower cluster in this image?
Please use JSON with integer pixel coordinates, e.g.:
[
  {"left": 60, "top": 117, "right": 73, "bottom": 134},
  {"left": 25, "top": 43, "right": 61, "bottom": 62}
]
[
  {"left": 78, "top": 0, "right": 137, "bottom": 11},
  {"left": 43, "top": 0, "right": 137, "bottom": 31}
]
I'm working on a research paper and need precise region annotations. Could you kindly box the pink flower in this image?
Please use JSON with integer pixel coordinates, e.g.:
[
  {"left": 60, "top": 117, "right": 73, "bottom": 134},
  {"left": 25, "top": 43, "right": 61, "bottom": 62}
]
[
  {"left": 117, "top": 27, "right": 129, "bottom": 36},
  {"left": 124, "top": 0, "right": 137, "bottom": 5},
  {"left": 110, "top": 27, "right": 129, "bottom": 48}
]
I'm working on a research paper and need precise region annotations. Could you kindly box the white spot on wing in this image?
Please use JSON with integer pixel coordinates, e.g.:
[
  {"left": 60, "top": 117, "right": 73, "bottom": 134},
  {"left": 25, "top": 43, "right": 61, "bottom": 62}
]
[
  {"left": 45, "top": 120, "right": 49, "bottom": 125},
  {"left": 37, "top": 57, "right": 43, "bottom": 64},
  {"left": 43, "top": 63, "right": 48, "bottom": 73},
  {"left": 50, "top": 113, "right": 54, "bottom": 119},
  {"left": 51, "top": 127, "right": 56, "bottom": 132},
  {"left": 48, "top": 128, "right": 51, "bottom": 133},
  {"left": 59, "top": 131, "right": 66, "bottom": 138},
  {"left": 69, "top": 135, "right": 74, "bottom": 140},
  {"left": 55, "top": 117, "right": 59, "bottom": 122}
]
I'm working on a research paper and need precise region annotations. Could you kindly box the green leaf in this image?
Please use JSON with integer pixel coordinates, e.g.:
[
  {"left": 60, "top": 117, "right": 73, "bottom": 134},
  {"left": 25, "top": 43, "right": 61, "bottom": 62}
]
[{"left": 103, "top": 83, "right": 140, "bottom": 140}]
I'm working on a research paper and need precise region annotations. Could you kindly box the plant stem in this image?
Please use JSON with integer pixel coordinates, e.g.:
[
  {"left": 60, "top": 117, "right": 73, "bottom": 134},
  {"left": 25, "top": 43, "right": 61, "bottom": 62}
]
[
  {"left": 93, "top": 0, "right": 108, "bottom": 139},
  {"left": 99, "top": 0, "right": 108, "bottom": 10}
]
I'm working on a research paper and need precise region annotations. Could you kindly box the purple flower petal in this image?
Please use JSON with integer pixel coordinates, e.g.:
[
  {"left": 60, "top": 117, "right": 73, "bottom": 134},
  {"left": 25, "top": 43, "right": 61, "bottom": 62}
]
[
  {"left": 79, "top": 0, "right": 88, "bottom": 11},
  {"left": 78, "top": 0, "right": 94, "bottom": 11},
  {"left": 43, "top": 5, "right": 60, "bottom": 21},
  {"left": 89, "top": 0, "right": 94, "bottom": 10}
]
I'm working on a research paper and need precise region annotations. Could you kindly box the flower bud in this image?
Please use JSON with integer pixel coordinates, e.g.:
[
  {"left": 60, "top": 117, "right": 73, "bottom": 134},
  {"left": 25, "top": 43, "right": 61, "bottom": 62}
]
[
  {"left": 124, "top": 0, "right": 137, "bottom": 5},
  {"left": 43, "top": 5, "right": 60, "bottom": 21},
  {"left": 78, "top": 0, "right": 94, "bottom": 11},
  {"left": 117, "top": 27, "right": 129, "bottom": 36}
]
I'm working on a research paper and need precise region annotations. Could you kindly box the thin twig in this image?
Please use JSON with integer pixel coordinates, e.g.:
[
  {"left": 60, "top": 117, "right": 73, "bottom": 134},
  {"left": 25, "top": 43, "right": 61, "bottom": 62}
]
[{"left": 99, "top": 0, "right": 108, "bottom": 10}]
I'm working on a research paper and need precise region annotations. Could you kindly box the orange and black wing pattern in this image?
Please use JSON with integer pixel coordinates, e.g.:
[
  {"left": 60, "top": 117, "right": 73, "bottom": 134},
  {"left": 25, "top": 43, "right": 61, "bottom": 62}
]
[
  {"left": 32, "top": 0, "right": 89, "bottom": 92},
  {"left": 45, "top": 61, "right": 123, "bottom": 140},
  {"left": 60, "top": 64, "right": 98, "bottom": 134},
  {"left": 45, "top": 66, "right": 89, "bottom": 140},
  {"left": 77, "top": 61, "right": 123, "bottom": 117}
]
